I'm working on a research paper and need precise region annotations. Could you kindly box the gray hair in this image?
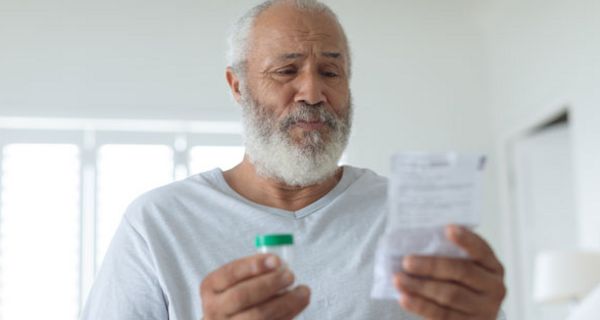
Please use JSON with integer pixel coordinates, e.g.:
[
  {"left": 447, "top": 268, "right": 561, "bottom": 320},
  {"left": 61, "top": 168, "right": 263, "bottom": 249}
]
[{"left": 227, "top": 0, "right": 351, "bottom": 79}]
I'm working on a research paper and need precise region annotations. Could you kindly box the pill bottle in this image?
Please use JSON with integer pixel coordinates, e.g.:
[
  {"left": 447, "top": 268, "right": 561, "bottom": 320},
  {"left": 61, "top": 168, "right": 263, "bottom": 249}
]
[{"left": 255, "top": 234, "right": 294, "bottom": 266}]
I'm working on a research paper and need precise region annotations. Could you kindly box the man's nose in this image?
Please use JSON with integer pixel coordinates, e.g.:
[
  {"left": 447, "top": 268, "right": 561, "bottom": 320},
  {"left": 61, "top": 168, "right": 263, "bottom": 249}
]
[{"left": 294, "top": 71, "right": 326, "bottom": 105}]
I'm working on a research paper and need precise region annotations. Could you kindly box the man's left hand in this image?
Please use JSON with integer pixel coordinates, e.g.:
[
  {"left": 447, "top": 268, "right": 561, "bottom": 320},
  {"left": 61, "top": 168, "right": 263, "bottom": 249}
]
[{"left": 393, "top": 225, "right": 506, "bottom": 320}]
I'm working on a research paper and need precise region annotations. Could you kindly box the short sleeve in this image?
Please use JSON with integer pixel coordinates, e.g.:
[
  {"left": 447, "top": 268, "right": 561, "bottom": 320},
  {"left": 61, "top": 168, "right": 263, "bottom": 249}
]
[{"left": 80, "top": 215, "right": 168, "bottom": 320}]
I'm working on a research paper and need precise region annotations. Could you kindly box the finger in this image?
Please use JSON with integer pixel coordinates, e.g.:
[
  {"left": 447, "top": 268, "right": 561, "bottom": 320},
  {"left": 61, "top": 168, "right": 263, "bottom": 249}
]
[
  {"left": 399, "top": 291, "right": 472, "bottom": 320},
  {"left": 394, "top": 273, "right": 491, "bottom": 315},
  {"left": 402, "top": 255, "right": 502, "bottom": 293},
  {"left": 204, "top": 254, "right": 281, "bottom": 294},
  {"left": 230, "top": 285, "right": 311, "bottom": 320},
  {"left": 218, "top": 267, "right": 295, "bottom": 315},
  {"left": 446, "top": 225, "right": 504, "bottom": 275}
]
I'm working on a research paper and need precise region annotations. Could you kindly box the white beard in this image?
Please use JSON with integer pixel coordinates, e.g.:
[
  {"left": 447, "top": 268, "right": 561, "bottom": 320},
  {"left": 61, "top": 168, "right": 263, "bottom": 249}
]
[{"left": 240, "top": 88, "right": 352, "bottom": 187}]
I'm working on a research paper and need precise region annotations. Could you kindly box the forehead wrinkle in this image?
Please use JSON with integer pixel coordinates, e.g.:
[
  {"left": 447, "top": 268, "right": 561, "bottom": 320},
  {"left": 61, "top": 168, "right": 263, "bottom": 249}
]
[
  {"left": 247, "top": 7, "right": 350, "bottom": 75},
  {"left": 292, "top": 30, "right": 333, "bottom": 42},
  {"left": 273, "top": 51, "right": 343, "bottom": 64}
]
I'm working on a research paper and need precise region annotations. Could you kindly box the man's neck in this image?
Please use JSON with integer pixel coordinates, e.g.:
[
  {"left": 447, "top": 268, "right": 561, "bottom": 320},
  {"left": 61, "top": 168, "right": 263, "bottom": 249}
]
[{"left": 222, "top": 157, "right": 343, "bottom": 212}]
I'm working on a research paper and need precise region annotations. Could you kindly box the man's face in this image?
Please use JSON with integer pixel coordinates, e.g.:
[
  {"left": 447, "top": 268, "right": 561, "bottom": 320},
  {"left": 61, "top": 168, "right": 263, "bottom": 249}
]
[
  {"left": 243, "top": 4, "right": 351, "bottom": 147},
  {"left": 236, "top": 4, "right": 352, "bottom": 186}
]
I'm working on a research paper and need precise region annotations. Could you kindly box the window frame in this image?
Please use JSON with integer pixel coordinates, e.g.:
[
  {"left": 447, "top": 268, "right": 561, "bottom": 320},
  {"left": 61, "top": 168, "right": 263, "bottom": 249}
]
[{"left": 0, "top": 117, "right": 243, "bottom": 317}]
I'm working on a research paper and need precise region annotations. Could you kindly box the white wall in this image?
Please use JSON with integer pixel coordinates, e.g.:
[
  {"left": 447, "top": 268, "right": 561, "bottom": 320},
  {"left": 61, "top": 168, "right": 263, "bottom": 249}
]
[
  {"left": 478, "top": 0, "right": 600, "bottom": 318},
  {"left": 334, "top": 0, "right": 491, "bottom": 171},
  {"left": 0, "top": 0, "right": 244, "bottom": 120},
  {"left": 479, "top": 0, "right": 600, "bottom": 248}
]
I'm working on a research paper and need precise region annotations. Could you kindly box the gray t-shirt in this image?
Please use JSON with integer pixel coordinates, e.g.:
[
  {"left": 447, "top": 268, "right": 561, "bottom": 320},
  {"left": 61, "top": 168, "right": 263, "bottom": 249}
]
[{"left": 80, "top": 166, "right": 416, "bottom": 319}]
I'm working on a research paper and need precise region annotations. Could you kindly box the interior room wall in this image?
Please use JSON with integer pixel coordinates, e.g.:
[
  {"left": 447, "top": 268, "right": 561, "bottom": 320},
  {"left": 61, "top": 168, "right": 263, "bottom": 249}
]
[
  {"left": 0, "top": 0, "right": 245, "bottom": 121},
  {"left": 477, "top": 0, "right": 600, "bottom": 318},
  {"left": 478, "top": 0, "right": 600, "bottom": 250}
]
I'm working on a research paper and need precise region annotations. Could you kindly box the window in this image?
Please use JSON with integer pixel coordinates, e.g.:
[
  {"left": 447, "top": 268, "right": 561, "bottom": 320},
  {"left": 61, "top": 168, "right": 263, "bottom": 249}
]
[
  {"left": 189, "top": 146, "right": 245, "bottom": 174},
  {"left": 96, "top": 144, "right": 174, "bottom": 267},
  {"left": 0, "top": 119, "right": 243, "bottom": 319},
  {"left": 0, "top": 144, "right": 80, "bottom": 320}
]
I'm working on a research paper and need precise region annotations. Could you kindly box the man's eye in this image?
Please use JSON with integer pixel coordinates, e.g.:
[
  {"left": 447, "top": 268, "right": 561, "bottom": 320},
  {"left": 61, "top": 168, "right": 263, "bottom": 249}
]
[
  {"left": 275, "top": 69, "right": 296, "bottom": 76},
  {"left": 322, "top": 71, "right": 338, "bottom": 78}
]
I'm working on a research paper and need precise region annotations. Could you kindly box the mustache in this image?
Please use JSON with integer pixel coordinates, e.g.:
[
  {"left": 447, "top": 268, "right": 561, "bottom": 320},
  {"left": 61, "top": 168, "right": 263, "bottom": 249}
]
[{"left": 280, "top": 103, "right": 338, "bottom": 130}]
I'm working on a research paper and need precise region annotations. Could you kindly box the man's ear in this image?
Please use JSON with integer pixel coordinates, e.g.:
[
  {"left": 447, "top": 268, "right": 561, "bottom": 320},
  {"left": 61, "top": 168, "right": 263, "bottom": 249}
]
[{"left": 226, "top": 67, "right": 242, "bottom": 104}]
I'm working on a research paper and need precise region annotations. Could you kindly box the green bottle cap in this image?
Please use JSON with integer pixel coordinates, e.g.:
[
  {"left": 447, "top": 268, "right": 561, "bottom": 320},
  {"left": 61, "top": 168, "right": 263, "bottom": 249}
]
[{"left": 255, "top": 234, "right": 294, "bottom": 247}]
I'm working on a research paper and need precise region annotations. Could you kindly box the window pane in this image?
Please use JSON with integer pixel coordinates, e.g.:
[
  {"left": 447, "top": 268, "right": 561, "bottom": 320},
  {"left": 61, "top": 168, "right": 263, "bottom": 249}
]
[
  {"left": 189, "top": 146, "right": 244, "bottom": 174},
  {"left": 96, "top": 145, "right": 173, "bottom": 268},
  {"left": 0, "top": 144, "right": 80, "bottom": 320}
]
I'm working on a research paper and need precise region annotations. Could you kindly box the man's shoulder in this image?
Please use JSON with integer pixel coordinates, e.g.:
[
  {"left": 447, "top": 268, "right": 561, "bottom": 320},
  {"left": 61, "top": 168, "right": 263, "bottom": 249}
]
[
  {"left": 342, "top": 165, "right": 388, "bottom": 196},
  {"left": 344, "top": 165, "right": 388, "bottom": 186},
  {"left": 123, "top": 169, "right": 224, "bottom": 225}
]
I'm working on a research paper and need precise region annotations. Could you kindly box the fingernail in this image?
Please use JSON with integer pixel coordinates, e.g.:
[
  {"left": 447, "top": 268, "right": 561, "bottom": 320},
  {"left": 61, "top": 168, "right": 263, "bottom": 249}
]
[
  {"left": 399, "top": 293, "right": 411, "bottom": 307},
  {"left": 398, "top": 273, "right": 417, "bottom": 289},
  {"left": 265, "top": 255, "right": 279, "bottom": 269},
  {"left": 295, "top": 286, "right": 309, "bottom": 298},
  {"left": 450, "top": 225, "right": 463, "bottom": 236},
  {"left": 393, "top": 275, "right": 401, "bottom": 288},
  {"left": 402, "top": 257, "right": 414, "bottom": 270},
  {"left": 396, "top": 273, "right": 405, "bottom": 284},
  {"left": 282, "top": 270, "right": 294, "bottom": 285}
]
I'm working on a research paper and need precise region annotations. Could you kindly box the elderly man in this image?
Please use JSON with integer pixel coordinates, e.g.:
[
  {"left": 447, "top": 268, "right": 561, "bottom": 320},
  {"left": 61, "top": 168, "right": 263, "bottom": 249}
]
[{"left": 81, "top": 0, "right": 506, "bottom": 319}]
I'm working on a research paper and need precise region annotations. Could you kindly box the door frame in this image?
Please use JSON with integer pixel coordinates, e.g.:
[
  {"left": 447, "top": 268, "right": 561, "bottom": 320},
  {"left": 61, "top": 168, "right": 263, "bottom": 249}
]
[{"left": 495, "top": 100, "right": 571, "bottom": 319}]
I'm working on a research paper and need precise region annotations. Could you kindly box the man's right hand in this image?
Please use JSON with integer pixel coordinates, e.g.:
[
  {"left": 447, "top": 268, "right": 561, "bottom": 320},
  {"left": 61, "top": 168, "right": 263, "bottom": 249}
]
[{"left": 200, "top": 254, "right": 311, "bottom": 320}]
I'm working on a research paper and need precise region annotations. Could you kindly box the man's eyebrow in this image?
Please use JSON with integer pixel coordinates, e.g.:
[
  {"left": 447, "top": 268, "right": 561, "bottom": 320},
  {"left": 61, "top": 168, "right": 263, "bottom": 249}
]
[
  {"left": 321, "top": 51, "right": 341, "bottom": 59},
  {"left": 277, "top": 53, "right": 305, "bottom": 61}
]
